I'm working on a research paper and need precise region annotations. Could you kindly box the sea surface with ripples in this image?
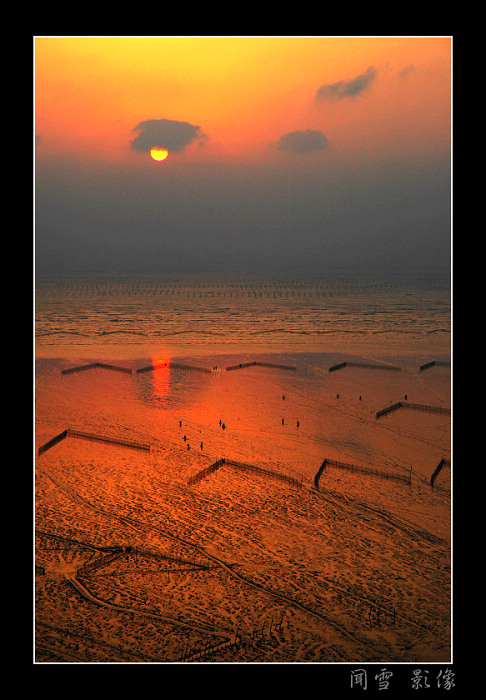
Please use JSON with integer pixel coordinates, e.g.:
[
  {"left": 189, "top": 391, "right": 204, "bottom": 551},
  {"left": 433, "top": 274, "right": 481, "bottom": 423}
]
[{"left": 35, "top": 269, "right": 451, "bottom": 356}]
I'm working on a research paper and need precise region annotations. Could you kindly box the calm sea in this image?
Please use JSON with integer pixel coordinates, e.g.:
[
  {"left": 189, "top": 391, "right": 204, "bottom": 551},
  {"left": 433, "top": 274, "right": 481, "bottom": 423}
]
[{"left": 34, "top": 269, "right": 451, "bottom": 356}]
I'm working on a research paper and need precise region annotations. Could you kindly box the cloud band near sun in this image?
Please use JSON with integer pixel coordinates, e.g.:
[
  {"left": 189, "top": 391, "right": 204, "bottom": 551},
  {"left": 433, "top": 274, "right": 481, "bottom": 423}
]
[
  {"left": 315, "top": 66, "right": 377, "bottom": 101},
  {"left": 274, "top": 129, "right": 329, "bottom": 154},
  {"left": 130, "top": 118, "right": 207, "bottom": 153}
]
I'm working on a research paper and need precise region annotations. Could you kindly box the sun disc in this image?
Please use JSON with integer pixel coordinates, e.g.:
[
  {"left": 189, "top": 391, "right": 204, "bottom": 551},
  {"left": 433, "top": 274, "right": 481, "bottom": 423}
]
[{"left": 150, "top": 147, "right": 169, "bottom": 162}]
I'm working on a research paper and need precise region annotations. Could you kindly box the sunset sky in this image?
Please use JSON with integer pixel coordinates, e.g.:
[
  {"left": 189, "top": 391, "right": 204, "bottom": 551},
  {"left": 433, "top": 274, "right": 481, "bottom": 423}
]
[{"left": 34, "top": 36, "right": 452, "bottom": 274}]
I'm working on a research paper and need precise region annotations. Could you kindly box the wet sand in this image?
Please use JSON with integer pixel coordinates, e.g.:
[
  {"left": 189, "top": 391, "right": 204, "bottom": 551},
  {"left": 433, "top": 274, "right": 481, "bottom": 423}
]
[{"left": 35, "top": 349, "right": 451, "bottom": 663}]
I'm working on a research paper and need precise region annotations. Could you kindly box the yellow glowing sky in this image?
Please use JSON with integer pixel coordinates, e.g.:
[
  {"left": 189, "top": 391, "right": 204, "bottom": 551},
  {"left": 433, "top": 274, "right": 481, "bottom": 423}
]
[{"left": 34, "top": 36, "right": 451, "bottom": 164}]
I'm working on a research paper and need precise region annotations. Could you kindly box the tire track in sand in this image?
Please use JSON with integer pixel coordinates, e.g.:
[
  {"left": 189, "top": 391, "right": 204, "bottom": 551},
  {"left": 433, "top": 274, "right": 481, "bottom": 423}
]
[{"left": 40, "top": 467, "right": 385, "bottom": 658}]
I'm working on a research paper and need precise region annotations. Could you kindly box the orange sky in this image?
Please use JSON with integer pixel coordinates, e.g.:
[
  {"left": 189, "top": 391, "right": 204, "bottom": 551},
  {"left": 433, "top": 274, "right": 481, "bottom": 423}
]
[
  {"left": 34, "top": 36, "right": 451, "bottom": 165},
  {"left": 34, "top": 36, "right": 452, "bottom": 275}
]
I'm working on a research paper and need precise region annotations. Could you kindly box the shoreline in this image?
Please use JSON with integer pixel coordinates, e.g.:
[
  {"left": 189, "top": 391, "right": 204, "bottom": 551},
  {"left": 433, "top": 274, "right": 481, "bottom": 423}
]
[{"left": 34, "top": 338, "right": 451, "bottom": 365}]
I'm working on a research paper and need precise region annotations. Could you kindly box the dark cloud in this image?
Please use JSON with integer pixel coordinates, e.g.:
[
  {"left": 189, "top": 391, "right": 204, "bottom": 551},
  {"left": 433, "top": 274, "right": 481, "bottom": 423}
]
[
  {"left": 316, "top": 66, "right": 377, "bottom": 101},
  {"left": 130, "top": 118, "right": 207, "bottom": 153},
  {"left": 274, "top": 129, "right": 329, "bottom": 154},
  {"left": 398, "top": 64, "right": 415, "bottom": 80}
]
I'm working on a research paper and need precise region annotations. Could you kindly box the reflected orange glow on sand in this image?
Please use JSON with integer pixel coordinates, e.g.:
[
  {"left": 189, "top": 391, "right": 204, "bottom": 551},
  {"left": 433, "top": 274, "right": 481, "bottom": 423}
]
[
  {"left": 35, "top": 352, "right": 451, "bottom": 663},
  {"left": 150, "top": 356, "right": 172, "bottom": 404}
]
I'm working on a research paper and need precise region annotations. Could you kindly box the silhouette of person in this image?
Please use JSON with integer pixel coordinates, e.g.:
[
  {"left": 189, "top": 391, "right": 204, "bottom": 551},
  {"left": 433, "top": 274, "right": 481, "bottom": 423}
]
[
  {"left": 297, "top": 421, "right": 300, "bottom": 428},
  {"left": 200, "top": 442, "right": 203, "bottom": 450},
  {"left": 282, "top": 418, "right": 285, "bottom": 425},
  {"left": 183, "top": 435, "right": 187, "bottom": 441}
]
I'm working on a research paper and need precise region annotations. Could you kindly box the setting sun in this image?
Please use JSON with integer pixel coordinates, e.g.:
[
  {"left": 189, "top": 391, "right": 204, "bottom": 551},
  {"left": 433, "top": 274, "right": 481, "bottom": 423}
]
[{"left": 150, "top": 147, "right": 169, "bottom": 161}]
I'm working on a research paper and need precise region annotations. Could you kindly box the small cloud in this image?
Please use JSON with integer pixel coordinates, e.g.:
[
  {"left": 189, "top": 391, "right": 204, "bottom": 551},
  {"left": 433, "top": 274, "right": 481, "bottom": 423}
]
[
  {"left": 398, "top": 64, "right": 415, "bottom": 80},
  {"left": 273, "top": 129, "right": 329, "bottom": 154},
  {"left": 130, "top": 118, "right": 207, "bottom": 153},
  {"left": 316, "top": 66, "right": 377, "bottom": 101}
]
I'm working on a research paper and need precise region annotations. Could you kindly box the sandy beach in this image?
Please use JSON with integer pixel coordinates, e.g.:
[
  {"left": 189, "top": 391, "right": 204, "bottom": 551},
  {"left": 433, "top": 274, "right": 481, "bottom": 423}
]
[{"left": 35, "top": 347, "right": 451, "bottom": 663}]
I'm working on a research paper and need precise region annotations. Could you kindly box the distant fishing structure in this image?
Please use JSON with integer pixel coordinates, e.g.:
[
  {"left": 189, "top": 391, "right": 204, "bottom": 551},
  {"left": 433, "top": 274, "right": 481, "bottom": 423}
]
[
  {"left": 430, "top": 457, "right": 451, "bottom": 487},
  {"left": 419, "top": 360, "right": 451, "bottom": 372},
  {"left": 329, "top": 361, "right": 401, "bottom": 373},
  {"left": 62, "top": 362, "right": 132, "bottom": 375},
  {"left": 188, "top": 458, "right": 303, "bottom": 489},
  {"left": 136, "top": 361, "right": 211, "bottom": 374},
  {"left": 37, "top": 429, "right": 151, "bottom": 456},
  {"left": 313, "top": 458, "right": 412, "bottom": 490},
  {"left": 376, "top": 402, "right": 451, "bottom": 419},
  {"left": 225, "top": 361, "right": 296, "bottom": 372}
]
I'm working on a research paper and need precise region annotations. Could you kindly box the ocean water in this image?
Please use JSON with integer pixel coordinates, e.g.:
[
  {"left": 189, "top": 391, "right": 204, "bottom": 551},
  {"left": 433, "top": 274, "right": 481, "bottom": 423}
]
[
  {"left": 35, "top": 269, "right": 451, "bottom": 357},
  {"left": 35, "top": 269, "right": 452, "bottom": 663}
]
